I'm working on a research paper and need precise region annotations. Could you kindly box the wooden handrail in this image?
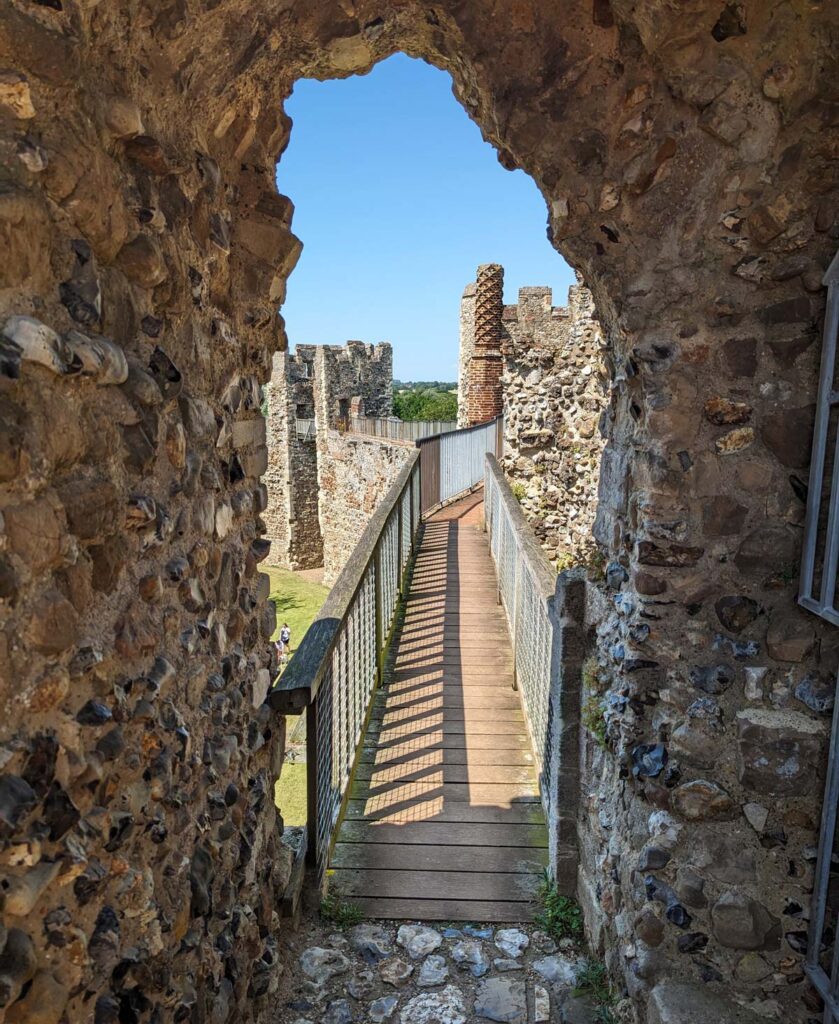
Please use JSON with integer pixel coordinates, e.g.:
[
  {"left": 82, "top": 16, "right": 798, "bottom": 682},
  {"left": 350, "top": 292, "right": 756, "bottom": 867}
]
[{"left": 268, "top": 451, "right": 420, "bottom": 714}]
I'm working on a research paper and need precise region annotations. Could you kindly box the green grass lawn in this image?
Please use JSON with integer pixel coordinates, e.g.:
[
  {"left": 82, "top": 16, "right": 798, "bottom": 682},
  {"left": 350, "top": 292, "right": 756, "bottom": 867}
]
[
  {"left": 265, "top": 565, "right": 328, "bottom": 648},
  {"left": 267, "top": 565, "right": 328, "bottom": 828},
  {"left": 274, "top": 762, "right": 307, "bottom": 827}
]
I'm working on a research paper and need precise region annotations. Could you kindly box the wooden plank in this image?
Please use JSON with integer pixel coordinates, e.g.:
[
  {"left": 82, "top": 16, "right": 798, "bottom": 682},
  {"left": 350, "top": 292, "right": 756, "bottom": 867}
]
[
  {"left": 387, "top": 669, "right": 516, "bottom": 684},
  {"left": 343, "top": 798, "right": 545, "bottom": 824},
  {"left": 331, "top": 842, "right": 548, "bottom": 873},
  {"left": 367, "top": 729, "right": 529, "bottom": 750},
  {"left": 373, "top": 692, "right": 521, "bottom": 711},
  {"left": 368, "top": 719, "right": 527, "bottom": 736},
  {"left": 391, "top": 656, "right": 512, "bottom": 670},
  {"left": 371, "top": 707, "right": 524, "bottom": 724},
  {"left": 381, "top": 683, "right": 519, "bottom": 700},
  {"left": 330, "top": 868, "right": 542, "bottom": 901},
  {"left": 348, "top": 779, "right": 540, "bottom": 803},
  {"left": 336, "top": 820, "right": 548, "bottom": 846},
  {"left": 359, "top": 745, "right": 533, "bottom": 766},
  {"left": 354, "top": 763, "right": 537, "bottom": 785},
  {"left": 347, "top": 897, "right": 537, "bottom": 922}
]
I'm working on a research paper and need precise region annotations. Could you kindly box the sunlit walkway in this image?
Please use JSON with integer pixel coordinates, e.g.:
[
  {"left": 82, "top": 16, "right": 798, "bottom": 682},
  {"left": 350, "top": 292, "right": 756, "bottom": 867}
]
[{"left": 330, "top": 490, "right": 548, "bottom": 920}]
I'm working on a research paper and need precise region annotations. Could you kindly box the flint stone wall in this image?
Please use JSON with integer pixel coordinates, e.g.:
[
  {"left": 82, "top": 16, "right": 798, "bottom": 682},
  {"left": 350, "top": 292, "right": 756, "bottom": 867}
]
[
  {"left": 315, "top": 341, "right": 393, "bottom": 424},
  {"left": 0, "top": 2, "right": 837, "bottom": 1022},
  {"left": 500, "top": 281, "right": 607, "bottom": 567},
  {"left": 263, "top": 340, "right": 392, "bottom": 573},
  {"left": 263, "top": 348, "right": 322, "bottom": 569},
  {"left": 316, "top": 432, "right": 414, "bottom": 586},
  {"left": 312, "top": 343, "right": 408, "bottom": 585}
]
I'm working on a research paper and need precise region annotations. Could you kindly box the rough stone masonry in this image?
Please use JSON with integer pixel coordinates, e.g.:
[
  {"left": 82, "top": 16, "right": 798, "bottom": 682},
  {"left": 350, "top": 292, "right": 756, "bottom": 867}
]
[
  {"left": 0, "top": 3, "right": 837, "bottom": 1024},
  {"left": 263, "top": 340, "right": 394, "bottom": 576},
  {"left": 459, "top": 266, "right": 608, "bottom": 569}
]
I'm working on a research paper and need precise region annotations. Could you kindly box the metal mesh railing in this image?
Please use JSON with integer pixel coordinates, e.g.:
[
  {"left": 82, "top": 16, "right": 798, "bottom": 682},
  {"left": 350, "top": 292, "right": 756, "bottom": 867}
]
[
  {"left": 340, "top": 416, "right": 457, "bottom": 442},
  {"left": 295, "top": 418, "right": 316, "bottom": 441},
  {"left": 484, "top": 453, "right": 559, "bottom": 819},
  {"left": 269, "top": 454, "right": 421, "bottom": 878},
  {"left": 417, "top": 415, "right": 502, "bottom": 515}
]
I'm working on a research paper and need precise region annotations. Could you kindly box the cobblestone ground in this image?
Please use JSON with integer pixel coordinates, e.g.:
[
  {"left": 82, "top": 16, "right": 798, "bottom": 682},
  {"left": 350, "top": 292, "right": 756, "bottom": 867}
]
[{"left": 273, "top": 912, "right": 626, "bottom": 1024}]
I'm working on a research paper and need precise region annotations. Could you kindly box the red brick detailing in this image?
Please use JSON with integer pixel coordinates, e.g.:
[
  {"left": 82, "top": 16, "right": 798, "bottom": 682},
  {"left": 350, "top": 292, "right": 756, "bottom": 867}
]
[{"left": 466, "top": 263, "right": 504, "bottom": 426}]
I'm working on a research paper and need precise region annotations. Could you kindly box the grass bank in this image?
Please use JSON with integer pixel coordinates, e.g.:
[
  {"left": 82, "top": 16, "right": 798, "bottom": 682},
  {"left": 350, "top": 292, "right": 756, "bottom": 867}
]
[{"left": 268, "top": 566, "right": 328, "bottom": 827}]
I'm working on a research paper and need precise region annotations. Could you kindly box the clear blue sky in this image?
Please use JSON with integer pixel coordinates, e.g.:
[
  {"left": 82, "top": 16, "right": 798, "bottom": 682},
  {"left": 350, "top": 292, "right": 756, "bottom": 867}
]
[{"left": 276, "top": 54, "right": 575, "bottom": 382}]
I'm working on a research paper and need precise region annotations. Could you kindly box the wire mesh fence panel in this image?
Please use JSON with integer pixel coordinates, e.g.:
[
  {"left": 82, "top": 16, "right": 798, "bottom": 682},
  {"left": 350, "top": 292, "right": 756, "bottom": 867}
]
[
  {"left": 515, "top": 572, "right": 554, "bottom": 811},
  {"left": 272, "top": 454, "right": 422, "bottom": 879},
  {"left": 295, "top": 418, "right": 316, "bottom": 441},
  {"left": 411, "top": 463, "right": 421, "bottom": 535},
  {"left": 417, "top": 416, "right": 502, "bottom": 514},
  {"left": 484, "top": 455, "right": 558, "bottom": 818},
  {"left": 439, "top": 419, "right": 498, "bottom": 500},
  {"left": 313, "top": 660, "right": 334, "bottom": 865},
  {"left": 380, "top": 510, "right": 400, "bottom": 639},
  {"left": 400, "top": 485, "right": 412, "bottom": 570},
  {"left": 345, "top": 416, "right": 457, "bottom": 442}
]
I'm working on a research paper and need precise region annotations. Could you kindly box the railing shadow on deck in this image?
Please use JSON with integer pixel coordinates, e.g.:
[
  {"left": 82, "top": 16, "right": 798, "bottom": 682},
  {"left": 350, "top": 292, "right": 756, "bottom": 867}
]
[{"left": 483, "top": 454, "right": 585, "bottom": 893}]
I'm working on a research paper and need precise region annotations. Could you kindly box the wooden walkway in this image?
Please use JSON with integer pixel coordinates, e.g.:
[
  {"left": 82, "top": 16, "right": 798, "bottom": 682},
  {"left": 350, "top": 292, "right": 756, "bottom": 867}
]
[{"left": 330, "top": 490, "right": 547, "bottom": 920}]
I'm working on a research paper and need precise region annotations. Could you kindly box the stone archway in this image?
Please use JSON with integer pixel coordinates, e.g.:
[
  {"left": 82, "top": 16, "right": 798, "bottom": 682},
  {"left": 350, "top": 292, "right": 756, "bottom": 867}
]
[{"left": 0, "top": 2, "right": 837, "bottom": 1021}]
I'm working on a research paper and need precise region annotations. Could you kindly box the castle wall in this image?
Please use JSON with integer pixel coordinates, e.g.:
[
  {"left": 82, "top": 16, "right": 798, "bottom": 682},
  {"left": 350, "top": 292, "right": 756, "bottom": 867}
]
[
  {"left": 263, "top": 348, "right": 322, "bottom": 570},
  {"left": 315, "top": 341, "right": 393, "bottom": 426},
  {"left": 316, "top": 432, "right": 414, "bottom": 586},
  {"left": 0, "top": 4, "right": 835, "bottom": 1022},
  {"left": 457, "top": 284, "right": 476, "bottom": 428},
  {"left": 264, "top": 342, "right": 392, "bottom": 573},
  {"left": 313, "top": 344, "right": 407, "bottom": 585},
  {"left": 501, "top": 282, "right": 607, "bottom": 567}
]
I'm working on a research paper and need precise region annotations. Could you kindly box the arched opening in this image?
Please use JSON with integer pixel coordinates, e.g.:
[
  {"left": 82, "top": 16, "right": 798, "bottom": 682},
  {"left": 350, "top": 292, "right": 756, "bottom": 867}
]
[
  {"left": 0, "top": 4, "right": 836, "bottom": 1023},
  {"left": 265, "top": 55, "right": 606, "bottom": 951}
]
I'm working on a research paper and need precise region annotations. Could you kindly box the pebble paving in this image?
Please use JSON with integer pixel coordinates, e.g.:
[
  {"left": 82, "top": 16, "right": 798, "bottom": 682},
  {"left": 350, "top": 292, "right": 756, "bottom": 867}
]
[{"left": 274, "top": 917, "right": 605, "bottom": 1024}]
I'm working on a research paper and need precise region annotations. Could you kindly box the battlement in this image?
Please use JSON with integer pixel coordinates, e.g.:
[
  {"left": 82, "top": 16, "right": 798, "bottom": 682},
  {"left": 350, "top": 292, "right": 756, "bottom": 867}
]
[{"left": 264, "top": 338, "right": 394, "bottom": 573}]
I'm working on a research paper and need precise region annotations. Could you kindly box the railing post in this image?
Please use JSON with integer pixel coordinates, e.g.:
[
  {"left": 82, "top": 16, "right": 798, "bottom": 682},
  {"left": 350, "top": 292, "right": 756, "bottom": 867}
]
[
  {"left": 409, "top": 465, "right": 416, "bottom": 552},
  {"left": 548, "top": 570, "right": 586, "bottom": 893},
  {"left": 510, "top": 536, "right": 521, "bottom": 693},
  {"left": 397, "top": 483, "right": 404, "bottom": 586},
  {"left": 305, "top": 697, "right": 318, "bottom": 867},
  {"left": 374, "top": 539, "right": 384, "bottom": 685}
]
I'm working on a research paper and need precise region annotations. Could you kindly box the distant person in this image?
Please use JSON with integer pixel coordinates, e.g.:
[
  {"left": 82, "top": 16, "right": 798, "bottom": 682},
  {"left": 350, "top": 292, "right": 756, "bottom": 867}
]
[
  {"left": 273, "top": 637, "right": 285, "bottom": 663},
  {"left": 280, "top": 622, "right": 291, "bottom": 652}
]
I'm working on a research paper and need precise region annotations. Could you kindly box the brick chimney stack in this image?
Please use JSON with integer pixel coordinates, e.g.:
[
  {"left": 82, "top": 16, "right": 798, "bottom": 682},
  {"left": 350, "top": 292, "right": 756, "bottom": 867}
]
[{"left": 465, "top": 263, "right": 504, "bottom": 426}]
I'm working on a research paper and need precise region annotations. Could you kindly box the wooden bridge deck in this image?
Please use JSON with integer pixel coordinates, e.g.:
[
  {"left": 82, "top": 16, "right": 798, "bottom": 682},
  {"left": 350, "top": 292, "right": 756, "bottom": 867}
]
[{"left": 330, "top": 489, "right": 548, "bottom": 921}]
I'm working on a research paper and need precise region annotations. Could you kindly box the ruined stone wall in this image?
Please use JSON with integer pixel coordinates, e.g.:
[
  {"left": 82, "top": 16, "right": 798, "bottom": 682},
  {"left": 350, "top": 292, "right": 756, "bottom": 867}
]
[
  {"left": 263, "top": 352, "right": 293, "bottom": 566},
  {"left": 316, "top": 341, "right": 393, "bottom": 425},
  {"left": 0, "top": 2, "right": 837, "bottom": 1022},
  {"left": 312, "top": 343, "right": 407, "bottom": 585},
  {"left": 316, "top": 432, "right": 414, "bottom": 586},
  {"left": 501, "top": 282, "right": 607, "bottom": 568},
  {"left": 263, "top": 348, "right": 322, "bottom": 570},
  {"left": 457, "top": 283, "right": 476, "bottom": 428},
  {"left": 264, "top": 340, "right": 391, "bottom": 572}
]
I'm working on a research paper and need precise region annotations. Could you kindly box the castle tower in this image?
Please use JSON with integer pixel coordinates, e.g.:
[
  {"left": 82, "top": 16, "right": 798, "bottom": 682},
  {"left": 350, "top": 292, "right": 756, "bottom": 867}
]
[{"left": 465, "top": 263, "right": 505, "bottom": 426}]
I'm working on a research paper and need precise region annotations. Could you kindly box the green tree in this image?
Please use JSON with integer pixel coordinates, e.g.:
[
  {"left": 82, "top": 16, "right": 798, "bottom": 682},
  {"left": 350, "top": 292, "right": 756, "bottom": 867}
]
[{"left": 393, "top": 387, "right": 457, "bottom": 421}]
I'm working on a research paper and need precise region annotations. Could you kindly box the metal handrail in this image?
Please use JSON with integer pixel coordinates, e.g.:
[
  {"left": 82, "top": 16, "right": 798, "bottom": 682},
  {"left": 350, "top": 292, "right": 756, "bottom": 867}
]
[
  {"left": 341, "top": 416, "right": 457, "bottom": 442},
  {"left": 483, "top": 452, "right": 582, "bottom": 888},
  {"left": 416, "top": 415, "right": 503, "bottom": 515}
]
